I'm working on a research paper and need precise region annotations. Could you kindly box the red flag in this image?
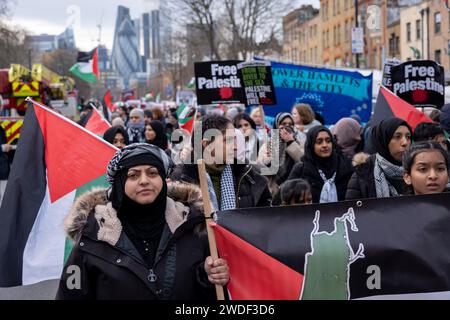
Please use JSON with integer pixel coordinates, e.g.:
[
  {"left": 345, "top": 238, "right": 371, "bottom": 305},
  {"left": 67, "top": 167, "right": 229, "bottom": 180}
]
[
  {"left": 103, "top": 90, "right": 114, "bottom": 112},
  {"left": 371, "top": 86, "right": 434, "bottom": 131},
  {"left": 213, "top": 223, "right": 303, "bottom": 300},
  {"left": 31, "top": 100, "right": 116, "bottom": 202},
  {"left": 85, "top": 107, "right": 111, "bottom": 136}
]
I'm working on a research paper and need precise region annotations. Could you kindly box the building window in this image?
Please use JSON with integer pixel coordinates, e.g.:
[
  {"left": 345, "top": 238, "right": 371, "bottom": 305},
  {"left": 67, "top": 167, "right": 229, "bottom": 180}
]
[
  {"left": 435, "top": 12, "right": 441, "bottom": 34},
  {"left": 416, "top": 19, "right": 421, "bottom": 40},
  {"left": 338, "top": 24, "right": 341, "bottom": 45},
  {"left": 395, "top": 36, "right": 400, "bottom": 55},
  {"left": 435, "top": 50, "right": 441, "bottom": 64},
  {"left": 406, "top": 22, "right": 411, "bottom": 42}
]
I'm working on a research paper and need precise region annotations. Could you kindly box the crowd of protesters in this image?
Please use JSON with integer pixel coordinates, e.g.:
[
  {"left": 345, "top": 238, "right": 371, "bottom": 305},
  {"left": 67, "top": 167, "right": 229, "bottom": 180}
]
[
  {"left": 92, "top": 101, "right": 450, "bottom": 206},
  {"left": 40, "top": 99, "right": 450, "bottom": 300}
]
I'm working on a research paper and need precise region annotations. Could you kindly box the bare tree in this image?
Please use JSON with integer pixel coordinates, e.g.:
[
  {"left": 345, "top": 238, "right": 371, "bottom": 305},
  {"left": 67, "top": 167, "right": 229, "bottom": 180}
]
[
  {"left": 170, "top": 0, "right": 289, "bottom": 63},
  {"left": 0, "top": 0, "right": 30, "bottom": 68},
  {"left": 223, "top": 0, "right": 290, "bottom": 60},
  {"left": 169, "top": 0, "right": 222, "bottom": 60}
]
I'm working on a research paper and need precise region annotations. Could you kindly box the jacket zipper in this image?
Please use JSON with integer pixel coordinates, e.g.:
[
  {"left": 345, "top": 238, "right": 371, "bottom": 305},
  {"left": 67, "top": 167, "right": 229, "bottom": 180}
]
[{"left": 236, "top": 165, "right": 252, "bottom": 208}]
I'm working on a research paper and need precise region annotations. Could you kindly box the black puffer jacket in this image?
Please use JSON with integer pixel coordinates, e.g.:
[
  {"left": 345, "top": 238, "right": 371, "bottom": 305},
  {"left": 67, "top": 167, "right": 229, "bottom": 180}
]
[
  {"left": 288, "top": 155, "right": 354, "bottom": 203},
  {"left": 56, "top": 182, "right": 215, "bottom": 300},
  {"left": 170, "top": 163, "right": 271, "bottom": 209},
  {"left": 345, "top": 153, "right": 377, "bottom": 200}
]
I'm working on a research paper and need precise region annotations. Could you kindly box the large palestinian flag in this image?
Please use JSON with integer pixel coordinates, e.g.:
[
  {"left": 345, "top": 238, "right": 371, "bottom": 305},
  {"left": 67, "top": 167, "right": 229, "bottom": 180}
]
[
  {"left": 0, "top": 99, "right": 117, "bottom": 287},
  {"left": 69, "top": 48, "right": 99, "bottom": 84},
  {"left": 370, "top": 86, "right": 434, "bottom": 131},
  {"left": 214, "top": 193, "right": 450, "bottom": 300}
]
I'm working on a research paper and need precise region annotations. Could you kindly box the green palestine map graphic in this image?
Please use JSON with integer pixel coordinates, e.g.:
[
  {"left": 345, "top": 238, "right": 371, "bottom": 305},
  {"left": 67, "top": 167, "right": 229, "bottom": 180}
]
[{"left": 301, "top": 208, "right": 365, "bottom": 300}]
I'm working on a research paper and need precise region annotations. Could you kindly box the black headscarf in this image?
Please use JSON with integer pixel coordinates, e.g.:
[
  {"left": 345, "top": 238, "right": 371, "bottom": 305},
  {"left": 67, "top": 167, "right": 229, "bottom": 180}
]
[
  {"left": 103, "top": 126, "right": 129, "bottom": 146},
  {"left": 146, "top": 120, "right": 168, "bottom": 150},
  {"left": 370, "top": 118, "right": 412, "bottom": 166},
  {"left": 303, "top": 126, "right": 338, "bottom": 178}
]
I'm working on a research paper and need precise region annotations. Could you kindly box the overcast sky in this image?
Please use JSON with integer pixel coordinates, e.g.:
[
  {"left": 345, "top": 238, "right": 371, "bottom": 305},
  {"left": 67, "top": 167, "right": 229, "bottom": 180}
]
[{"left": 7, "top": 0, "right": 319, "bottom": 51}]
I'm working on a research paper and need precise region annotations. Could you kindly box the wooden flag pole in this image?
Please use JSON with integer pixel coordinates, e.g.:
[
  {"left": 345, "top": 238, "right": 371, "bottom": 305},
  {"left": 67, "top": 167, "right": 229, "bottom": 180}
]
[
  {"left": 259, "top": 105, "right": 266, "bottom": 130},
  {"left": 197, "top": 159, "right": 225, "bottom": 300}
]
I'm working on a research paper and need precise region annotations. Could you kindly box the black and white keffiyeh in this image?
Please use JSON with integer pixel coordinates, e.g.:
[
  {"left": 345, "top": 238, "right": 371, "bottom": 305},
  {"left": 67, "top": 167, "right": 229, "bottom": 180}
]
[{"left": 374, "top": 153, "right": 404, "bottom": 198}]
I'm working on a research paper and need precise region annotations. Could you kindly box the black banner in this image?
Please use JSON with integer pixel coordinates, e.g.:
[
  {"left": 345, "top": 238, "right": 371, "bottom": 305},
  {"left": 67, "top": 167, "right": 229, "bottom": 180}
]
[
  {"left": 391, "top": 60, "right": 445, "bottom": 109},
  {"left": 215, "top": 193, "right": 450, "bottom": 300},
  {"left": 237, "top": 61, "right": 277, "bottom": 106},
  {"left": 194, "top": 61, "right": 245, "bottom": 105},
  {"left": 381, "top": 58, "right": 402, "bottom": 91}
]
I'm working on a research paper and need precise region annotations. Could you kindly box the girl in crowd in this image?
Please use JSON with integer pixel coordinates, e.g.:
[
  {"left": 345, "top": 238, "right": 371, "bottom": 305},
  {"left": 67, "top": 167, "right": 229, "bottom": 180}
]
[
  {"left": 250, "top": 107, "right": 270, "bottom": 144},
  {"left": 346, "top": 118, "right": 412, "bottom": 200},
  {"left": 288, "top": 126, "right": 354, "bottom": 203},
  {"left": 280, "top": 179, "right": 313, "bottom": 206},
  {"left": 291, "top": 104, "right": 321, "bottom": 133},
  {"left": 103, "top": 126, "right": 129, "bottom": 150},
  {"left": 127, "top": 108, "right": 146, "bottom": 144},
  {"left": 57, "top": 144, "right": 229, "bottom": 299},
  {"left": 403, "top": 141, "right": 449, "bottom": 195},
  {"left": 258, "top": 112, "right": 305, "bottom": 195},
  {"left": 234, "top": 113, "right": 259, "bottom": 163},
  {"left": 331, "top": 117, "right": 362, "bottom": 160},
  {"left": 145, "top": 120, "right": 169, "bottom": 151}
]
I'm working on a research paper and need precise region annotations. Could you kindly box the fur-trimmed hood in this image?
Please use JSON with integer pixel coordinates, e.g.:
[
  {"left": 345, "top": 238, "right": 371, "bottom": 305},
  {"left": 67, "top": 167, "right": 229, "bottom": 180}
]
[
  {"left": 64, "top": 181, "right": 204, "bottom": 245},
  {"left": 352, "top": 152, "right": 371, "bottom": 167}
]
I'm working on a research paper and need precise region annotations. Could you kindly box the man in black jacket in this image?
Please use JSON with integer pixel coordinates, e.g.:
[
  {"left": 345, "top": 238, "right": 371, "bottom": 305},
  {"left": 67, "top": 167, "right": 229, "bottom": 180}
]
[{"left": 170, "top": 115, "right": 271, "bottom": 210}]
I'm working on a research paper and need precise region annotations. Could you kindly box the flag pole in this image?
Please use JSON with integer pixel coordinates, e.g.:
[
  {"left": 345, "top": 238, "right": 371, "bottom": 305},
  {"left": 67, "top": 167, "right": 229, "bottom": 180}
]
[{"left": 197, "top": 159, "right": 225, "bottom": 300}]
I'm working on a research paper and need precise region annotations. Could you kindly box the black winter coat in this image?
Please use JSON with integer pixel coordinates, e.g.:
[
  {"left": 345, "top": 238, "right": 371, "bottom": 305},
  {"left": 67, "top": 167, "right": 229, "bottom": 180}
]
[
  {"left": 288, "top": 156, "right": 354, "bottom": 203},
  {"left": 345, "top": 154, "right": 377, "bottom": 200},
  {"left": 56, "top": 183, "right": 215, "bottom": 300},
  {"left": 170, "top": 163, "right": 272, "bottom": 209}
]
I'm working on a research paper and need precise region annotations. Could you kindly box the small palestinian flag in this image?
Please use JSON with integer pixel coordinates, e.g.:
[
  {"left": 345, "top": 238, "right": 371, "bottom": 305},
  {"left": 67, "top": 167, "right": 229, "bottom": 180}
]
[
  {"left": 0, "top": 99, "right": 117, "bottom": 287},
  {"left": 85, "top": 106, "right": 111, "bottom": 136},
  {"left": 103, "top": 90, "right": 114, "bottom": 113},
  {"left": 176, "top": 104, "right": 197, "bottom": 134},
  {"left": 214, "top": 193, "right": 450, "bottom": 300},
  {"left": 370, "top": 86, "right": 434, "bottom": 131},
  {"left": 69, "top": 48, "right": 99, "bottom": 84},
  {"left": 187, "top": 77, "right": 196, "bottom": 90},
  {"left": 409, "top": 47, "right": 421, "bottom": 59}
]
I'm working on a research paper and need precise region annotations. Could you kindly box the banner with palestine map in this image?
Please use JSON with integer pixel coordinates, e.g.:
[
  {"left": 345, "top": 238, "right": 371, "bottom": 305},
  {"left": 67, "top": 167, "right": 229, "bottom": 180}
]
[{"left": 213, "top": 193, "right": 450, "bottom": 300}]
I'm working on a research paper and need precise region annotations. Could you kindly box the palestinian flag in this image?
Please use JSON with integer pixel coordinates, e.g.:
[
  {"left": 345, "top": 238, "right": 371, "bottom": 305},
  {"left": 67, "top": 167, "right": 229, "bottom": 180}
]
[
  {"left": 0, "top": 99, "right": 117, "bottom": 287},
  {"left": 103, "top": 90, "right": 114, "bottom": 113},
  {"left": 409, "top": 47, "right": 421, "bottom": 59},
  {"left": 176, "top": 104, "right": 197, "bottom": 134},
  {"left": 187, "top": 77, "right": 196, "bottom": 90},
  {"left": 214, "top": 193, "right": 450, "bottom": 300},
  {"left": 370, "top": 86, "right": 434, "bottom": 131},
  {"left": 80, "top": 106, "right": 111, "bottom": 136},
  {"left": 69, "top": 48, "right": 99, "bottom": 84}
]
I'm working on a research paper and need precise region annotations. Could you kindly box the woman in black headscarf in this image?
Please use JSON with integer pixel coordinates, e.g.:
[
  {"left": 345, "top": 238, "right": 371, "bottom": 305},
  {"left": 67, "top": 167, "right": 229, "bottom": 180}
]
[
  {"left": 346, "top": 118, "right": 412, "bottom": 200},
  {"left": 145, "top": 120, "right": 168, "bottom": 150},
  {"left": 57, "top": 143, "right": 229, "bottom": 300},
  {"left": 288, "top": 126, "right": 353, "bottom": 203},
  {"left": 103, "top": 126, "right": 129, "bottom": 149}
]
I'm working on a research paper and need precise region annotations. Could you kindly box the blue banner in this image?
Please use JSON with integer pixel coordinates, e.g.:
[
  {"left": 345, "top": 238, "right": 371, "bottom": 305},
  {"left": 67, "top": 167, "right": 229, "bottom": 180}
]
[{"left": 261, "top": 60, "right": 373, "bottom": 125}]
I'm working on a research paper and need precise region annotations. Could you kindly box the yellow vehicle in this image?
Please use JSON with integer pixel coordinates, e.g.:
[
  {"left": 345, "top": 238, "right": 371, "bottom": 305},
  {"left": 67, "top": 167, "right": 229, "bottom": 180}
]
[{"left": 7, "top": 64, "right": 76, "bottom": 112}]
